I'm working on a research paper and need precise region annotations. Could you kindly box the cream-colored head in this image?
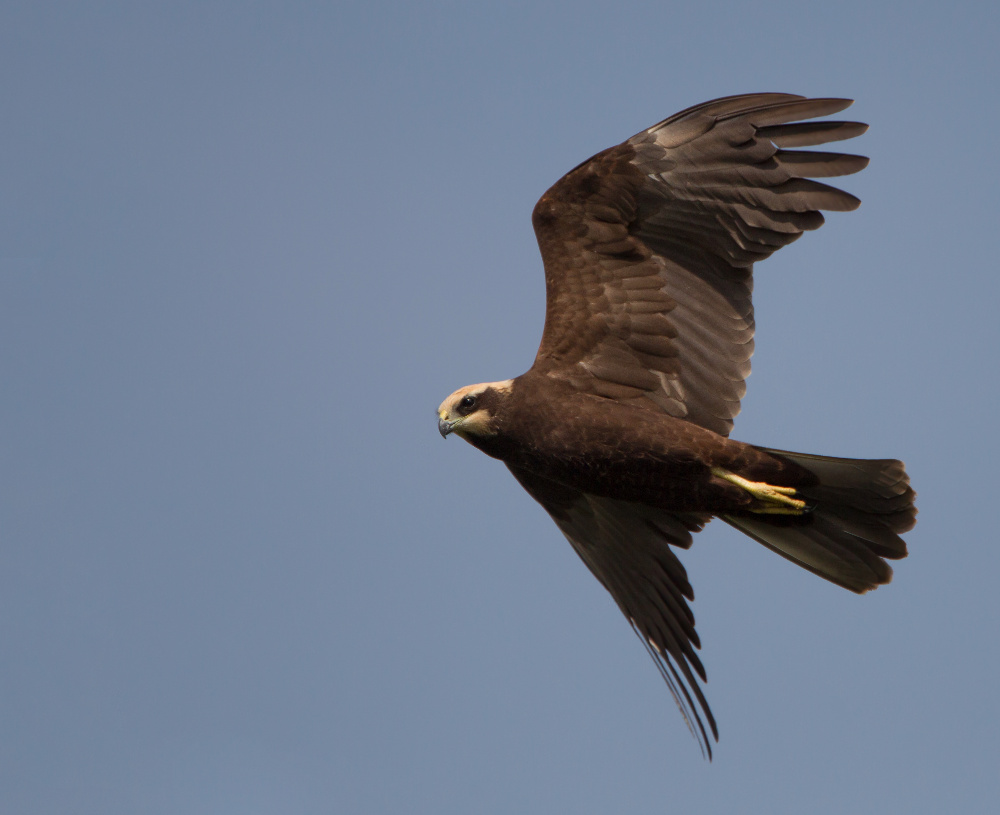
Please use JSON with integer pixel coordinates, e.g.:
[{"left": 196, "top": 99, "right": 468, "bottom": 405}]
[{"left": 437, "top": 380, "right": 514, "bottom": 441}]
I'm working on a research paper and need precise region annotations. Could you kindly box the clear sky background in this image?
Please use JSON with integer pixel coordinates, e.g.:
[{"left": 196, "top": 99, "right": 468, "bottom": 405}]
[{"left": 2, "top": 2, "right": 998, "bottom": 813}]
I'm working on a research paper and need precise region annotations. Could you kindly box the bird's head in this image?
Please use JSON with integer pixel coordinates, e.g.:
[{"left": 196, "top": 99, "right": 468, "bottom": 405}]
[{"left": 437, "top": 380, "right": 514, "bottom": 442}]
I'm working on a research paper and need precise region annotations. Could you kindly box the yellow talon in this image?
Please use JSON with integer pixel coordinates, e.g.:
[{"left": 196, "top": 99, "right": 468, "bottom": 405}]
[{"left": 711, "top": 467, "right": 807, "bottom": 514}]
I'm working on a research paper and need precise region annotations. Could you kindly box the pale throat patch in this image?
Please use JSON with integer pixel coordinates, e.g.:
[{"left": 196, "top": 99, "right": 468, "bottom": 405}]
[{"left": 437, "top": 379, "right": 514, "bottom": 438}]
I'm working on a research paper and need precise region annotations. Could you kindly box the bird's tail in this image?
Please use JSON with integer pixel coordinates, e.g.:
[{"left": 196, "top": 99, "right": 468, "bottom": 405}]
[{"left": 721, "top": 448, "right": 916, "bottom": 593}]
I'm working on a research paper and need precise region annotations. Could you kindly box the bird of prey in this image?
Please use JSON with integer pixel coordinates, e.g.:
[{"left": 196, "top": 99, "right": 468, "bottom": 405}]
[{"left": 436, "top": 93, "right": 915, "bottom": 758}]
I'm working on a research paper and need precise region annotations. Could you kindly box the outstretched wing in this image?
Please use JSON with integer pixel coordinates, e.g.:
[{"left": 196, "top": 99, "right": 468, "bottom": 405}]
[
  {"left": 507, "top": 465, "right": 718, "bottom": 758},
  {"left": 530, "top": 93, "right": 868, "bottom": 436}
]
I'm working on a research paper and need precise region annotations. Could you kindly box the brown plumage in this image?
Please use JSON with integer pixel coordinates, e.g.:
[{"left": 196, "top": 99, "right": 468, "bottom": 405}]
[{"left": 436, "top": 94, "right": 916, "bottom": 758}]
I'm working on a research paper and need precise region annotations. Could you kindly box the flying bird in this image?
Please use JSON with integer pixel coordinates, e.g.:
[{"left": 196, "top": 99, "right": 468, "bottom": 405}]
[{"left": 436, "top": 93, "right": 915, "bottom": 758}]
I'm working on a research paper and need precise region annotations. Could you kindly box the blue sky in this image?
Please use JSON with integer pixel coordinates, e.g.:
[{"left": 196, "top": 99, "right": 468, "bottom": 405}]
[{"left": 2, "top": 1, "right": 998, "bottom": 812}]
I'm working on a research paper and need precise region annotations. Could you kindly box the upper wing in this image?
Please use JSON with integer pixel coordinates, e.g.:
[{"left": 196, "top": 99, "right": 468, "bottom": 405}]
[
  {"left": 507, "top": 464, "right": 717, "bottom": 758},
  {"left": 530, "top": 93, "right": 869, "bottom": 436}
]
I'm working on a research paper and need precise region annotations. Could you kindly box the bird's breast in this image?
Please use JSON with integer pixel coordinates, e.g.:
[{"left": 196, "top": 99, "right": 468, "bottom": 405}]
[{"left": 497, "top": 399, "right": 751, "bottom": 510}]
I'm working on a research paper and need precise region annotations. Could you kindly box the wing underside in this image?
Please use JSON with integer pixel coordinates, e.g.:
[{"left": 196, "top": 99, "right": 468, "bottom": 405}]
[{"left": 508, "top": 464, "right": 718, "bottom": 757}]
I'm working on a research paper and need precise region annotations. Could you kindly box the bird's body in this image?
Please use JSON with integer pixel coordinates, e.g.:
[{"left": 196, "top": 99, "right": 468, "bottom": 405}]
[
  {"left": 458, "top": 373, "right": 796, "bottom": 513},
  {"left": 436, "top": 93, "right": 915, "bottom": 757}
]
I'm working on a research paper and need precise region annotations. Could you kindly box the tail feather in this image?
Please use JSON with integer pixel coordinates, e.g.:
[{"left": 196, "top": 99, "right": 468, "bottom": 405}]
[{"left": 722, "top": 448, "right": 916, "bottom": 594}]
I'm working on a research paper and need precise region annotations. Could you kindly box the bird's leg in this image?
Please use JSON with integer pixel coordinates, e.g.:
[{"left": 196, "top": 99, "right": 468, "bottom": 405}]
[{"left": 710, "top": 468, "right": 808, "bottom": 515}]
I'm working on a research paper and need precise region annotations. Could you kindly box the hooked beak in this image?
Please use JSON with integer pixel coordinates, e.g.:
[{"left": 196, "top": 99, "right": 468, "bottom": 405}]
[{"left": 438, "top": 416, "right": 455, "bottom": 438}]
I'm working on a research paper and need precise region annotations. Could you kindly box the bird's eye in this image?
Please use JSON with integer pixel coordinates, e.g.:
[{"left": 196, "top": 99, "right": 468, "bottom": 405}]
[{"left": 458, "top": 395, "right": 477, "bottom": 412}]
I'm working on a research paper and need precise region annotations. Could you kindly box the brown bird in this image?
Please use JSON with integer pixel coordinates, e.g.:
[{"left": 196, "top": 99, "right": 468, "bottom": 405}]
[{"left": 436, "top": 93, "right": 915, "bottom": 758}]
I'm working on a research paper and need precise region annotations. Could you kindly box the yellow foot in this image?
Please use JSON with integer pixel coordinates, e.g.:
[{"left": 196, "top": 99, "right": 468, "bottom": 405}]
[{"left": 711, "top": 467, "right": 807, "bottom": 515}]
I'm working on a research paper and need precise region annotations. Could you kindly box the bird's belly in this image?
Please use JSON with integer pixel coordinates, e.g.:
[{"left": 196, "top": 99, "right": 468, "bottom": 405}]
[
  {"left": 495, "top": 395, "right": 769, "bottom": 511},
  {"left": 510, "top": 444, "right": 747, "bottom": 512}
]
